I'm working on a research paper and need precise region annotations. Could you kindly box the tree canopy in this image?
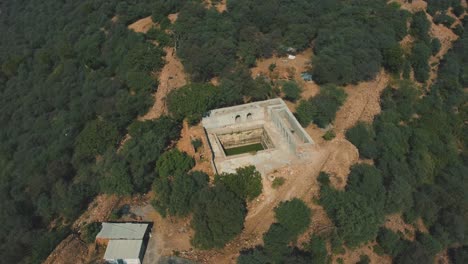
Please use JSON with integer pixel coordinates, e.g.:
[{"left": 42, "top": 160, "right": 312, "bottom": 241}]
[
  {"left": 215, "top": 166, "right": 263, "bottom": 202},
  {"left": 191, "top": 185, "right": 247, "bottom": 249}
]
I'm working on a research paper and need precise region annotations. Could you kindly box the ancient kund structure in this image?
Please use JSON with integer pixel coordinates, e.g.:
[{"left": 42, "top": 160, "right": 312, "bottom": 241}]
[{"left": 202, "top": 98, "right": 314, "bottom": 175}]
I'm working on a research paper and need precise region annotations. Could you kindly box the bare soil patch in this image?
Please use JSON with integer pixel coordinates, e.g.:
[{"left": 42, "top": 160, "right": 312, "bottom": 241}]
[
  {"left": 384, "top": 214, "right": 418, "bottom": 240},
  {"left": 128, "top": 16, "right": 155, "bottom": 33},
  {"left": 333, "top": 71, "right": 390, "bottom": 138}
]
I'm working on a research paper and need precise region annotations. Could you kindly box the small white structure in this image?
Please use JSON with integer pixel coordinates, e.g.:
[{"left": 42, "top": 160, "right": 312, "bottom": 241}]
[{"left": 96, "top": 223, "right": 149, "bottom": 264}]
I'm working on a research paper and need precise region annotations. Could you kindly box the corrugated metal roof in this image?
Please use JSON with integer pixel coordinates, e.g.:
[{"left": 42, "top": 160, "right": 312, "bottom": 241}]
[
  {"left": 96, "top": 222, "right": 148, "bottom": 240},
  {"left": 104, "top": 239, "right": 143, "bottom": 260}
]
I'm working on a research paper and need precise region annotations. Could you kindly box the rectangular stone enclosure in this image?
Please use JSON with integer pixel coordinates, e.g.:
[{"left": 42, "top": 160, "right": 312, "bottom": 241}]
[{"left": 202, "top": 98, "right": 315, "bottom": 175}]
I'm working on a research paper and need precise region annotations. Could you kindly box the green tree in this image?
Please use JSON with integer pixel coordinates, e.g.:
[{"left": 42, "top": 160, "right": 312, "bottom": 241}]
[
  {"left": 376, "top": 228, "right": 405, "bottom": 257},
  {"left": 304, "top": 235, "right": 329, "bottom": 264},
  {"left": 274, "top": 198, "right": 311, "bottom": 238},
  {"left": 382, "top": 44, "right": 404, "bottom": 74},
  {"left": 431, "top": 38, "right": 441, "bottom": 55},
  {"left": 346, "top": 122, "right": 377, "bottom": 159},
  {"left": 410, "top": 11, "right": 431, "bottom": 43},
  {"left": 168, "top": 171, "right": 209, "bottom": 216},
  {"left": 191, "top": 185, "right": 246, "bottom": 249},
  {"left": 122, "top": 118, "right": 180, "bottom": 192},
  {"left": 152, "top": 149, "right": 198, "bottom": 216},
  {"left": 296, "top": 84, "right": 347, "bottom": 128},
  {"left": 167, "top": 83, "right": 220, "bottom": 124},
  {"left": 82, "top": 222, "right": 102, "bottom": 244},
  {"left": 282, "top": 81, "right": 302, "bottom": 102},
  {"left": 411, "top": 42, "right": 431, "bottom": 82},
  {"left": 215, "top": 166, "right": 262, "bottom": 201},
  {"left": 98, "top": 153, "right": 133, "bottom": 196},
  {"left": 74, "top": 119, "right": 119, "bottom": 162},
  {"left": 320, "top": 165, "right": 385, "bottom": 248},
  {"left": 263, "top": 224, "right": 293, "bottom": 263},
  {"left": 156, "top": 149, "right": 194, "bottom": 178}
]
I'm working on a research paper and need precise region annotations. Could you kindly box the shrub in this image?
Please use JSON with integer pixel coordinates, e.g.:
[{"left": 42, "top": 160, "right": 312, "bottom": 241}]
[
  {"left": 282, "top": 81, "right": 302, "bottom": 101},
  {"left": 82, "top": 222, "right": 101, "bottom": 244},
  {"left": 191, "top": 138, "right": 203, "bottom": 151},
  {"left": 357, "top": 255, "right": 370, "bottom": 264},
  {"left": 269, "top": 63, "right": 276, "bottom": 72},
  {"left": 272, "top": 177, "right": 285, "bottom": 189},
  {"left": 317, "top": 172, "right": 330, "bottom": 186},
  {"left": 322, "top": 130, "right": 336, "bottom": 140}
]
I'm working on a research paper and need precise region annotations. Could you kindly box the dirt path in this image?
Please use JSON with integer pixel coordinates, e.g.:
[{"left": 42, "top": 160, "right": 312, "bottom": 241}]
[
  {"left": 127, "top": 14, "right": 187, "bottom": 121},
  {"left": 139, "top": 47, "right": 187, "bottom": 120}
]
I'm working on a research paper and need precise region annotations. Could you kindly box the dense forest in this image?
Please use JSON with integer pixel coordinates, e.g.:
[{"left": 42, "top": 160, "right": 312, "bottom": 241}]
[
  {"left": 1, "top": 0, "right": 466, "bottom": 263},
  {"left": 0, "top": 0, "right": 175, "bottom": 262}
]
